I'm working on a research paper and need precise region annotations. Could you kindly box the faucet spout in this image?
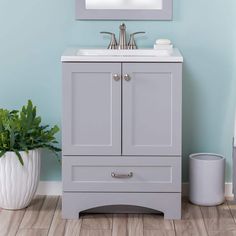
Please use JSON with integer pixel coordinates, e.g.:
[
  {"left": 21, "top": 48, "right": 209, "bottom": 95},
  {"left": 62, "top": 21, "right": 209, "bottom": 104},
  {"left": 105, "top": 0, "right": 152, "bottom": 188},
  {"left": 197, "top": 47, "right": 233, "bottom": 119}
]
[{"left": 118, "top": 23, "right": 127, "bottom": 50}]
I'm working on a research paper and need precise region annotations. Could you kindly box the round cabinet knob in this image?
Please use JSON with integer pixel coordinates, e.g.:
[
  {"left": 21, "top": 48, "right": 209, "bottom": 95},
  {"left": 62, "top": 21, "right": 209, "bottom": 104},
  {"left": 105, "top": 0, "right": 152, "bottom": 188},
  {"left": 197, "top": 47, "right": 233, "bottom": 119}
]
[
  {"left": 113, "top": 74, "right": 120, "bottom": 81},
  {"left": 124, "top": 74, "right": 131, "bottom": 81}
]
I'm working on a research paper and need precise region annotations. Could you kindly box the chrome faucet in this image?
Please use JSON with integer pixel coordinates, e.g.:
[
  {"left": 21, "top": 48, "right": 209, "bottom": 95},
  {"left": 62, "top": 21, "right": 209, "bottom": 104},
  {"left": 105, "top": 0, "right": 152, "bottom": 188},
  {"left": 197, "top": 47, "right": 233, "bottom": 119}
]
[
  {"left": 118, "top": 23, "right": 127, "bottom": 49},
  {"left": 128, "top": 31, "right": 146, "bottom": 49},
  {"left": 100, "top": 23, "right": 145, "bottom": 50},
  {"left": 100, "top": 32, "right": 118, "bottom": 49}
]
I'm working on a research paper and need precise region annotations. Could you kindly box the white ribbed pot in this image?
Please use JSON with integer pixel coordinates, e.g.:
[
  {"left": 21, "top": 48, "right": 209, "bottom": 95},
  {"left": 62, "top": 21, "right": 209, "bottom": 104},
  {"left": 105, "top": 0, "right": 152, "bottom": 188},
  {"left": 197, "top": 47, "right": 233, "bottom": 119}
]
[{"left": 0, "top": 149, "right": 41, "bottom": 210}]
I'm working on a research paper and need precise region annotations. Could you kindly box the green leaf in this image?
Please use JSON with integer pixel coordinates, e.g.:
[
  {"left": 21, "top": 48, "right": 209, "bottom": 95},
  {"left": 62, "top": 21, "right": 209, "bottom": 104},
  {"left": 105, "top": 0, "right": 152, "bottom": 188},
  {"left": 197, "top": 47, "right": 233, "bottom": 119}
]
[
  {"left": 0, "top": 151, "right": 6, "bottom": 157},
  {"left": 0, "top": 100, "right": 61, "bottom": 165},
  {"left": 9, "top": 129, "right": 15, "bottom": 148},
  {"left": 15, "top": 151, "right": 24, "bottom": 166}
]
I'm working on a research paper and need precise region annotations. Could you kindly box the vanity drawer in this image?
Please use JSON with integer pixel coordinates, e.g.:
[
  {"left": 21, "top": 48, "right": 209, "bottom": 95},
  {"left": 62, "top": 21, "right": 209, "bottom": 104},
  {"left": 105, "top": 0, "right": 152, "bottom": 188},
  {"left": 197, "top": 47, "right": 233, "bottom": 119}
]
[{"left": 63, "top": 156, "right": 181, "bottom": 192}]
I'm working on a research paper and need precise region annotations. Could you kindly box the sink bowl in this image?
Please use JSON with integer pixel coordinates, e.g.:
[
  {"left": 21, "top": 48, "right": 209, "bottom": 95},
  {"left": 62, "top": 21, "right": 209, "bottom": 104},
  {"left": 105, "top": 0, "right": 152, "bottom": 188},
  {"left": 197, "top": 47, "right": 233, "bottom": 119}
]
[
  {"left": 77, "top": 49, "right": 173, "bottom": 57},
  {"left": 61, "top": 48, "right": 183, "bottom": 62}
]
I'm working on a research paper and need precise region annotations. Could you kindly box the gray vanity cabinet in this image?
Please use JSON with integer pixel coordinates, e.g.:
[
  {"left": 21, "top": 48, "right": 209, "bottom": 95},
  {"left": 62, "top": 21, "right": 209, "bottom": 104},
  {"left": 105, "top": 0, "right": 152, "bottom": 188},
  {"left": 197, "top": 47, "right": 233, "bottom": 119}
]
[{"left": 62, "top": 61, "right": 182, "bottom": 220}]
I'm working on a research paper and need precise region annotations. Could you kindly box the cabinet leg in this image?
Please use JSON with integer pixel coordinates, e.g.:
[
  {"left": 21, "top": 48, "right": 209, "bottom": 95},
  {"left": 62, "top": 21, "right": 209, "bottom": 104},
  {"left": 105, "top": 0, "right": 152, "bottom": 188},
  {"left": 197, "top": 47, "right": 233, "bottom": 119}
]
[
  {"left": 62, "top": 196, "right": 80, "bottom": 219},
  {"left": 164, "top": 205, "right": 181, "bottom": 220},
  {"left": 163, "top": 194, "right": 181, "bottom": 220}
]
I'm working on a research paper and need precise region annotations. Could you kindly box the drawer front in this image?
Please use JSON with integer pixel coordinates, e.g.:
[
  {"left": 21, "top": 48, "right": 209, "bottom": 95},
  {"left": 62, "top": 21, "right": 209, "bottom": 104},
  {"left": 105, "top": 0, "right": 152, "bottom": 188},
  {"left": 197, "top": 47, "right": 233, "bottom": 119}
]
[{"left": 63, "top": 156, "right": 181, "bottom": 192}]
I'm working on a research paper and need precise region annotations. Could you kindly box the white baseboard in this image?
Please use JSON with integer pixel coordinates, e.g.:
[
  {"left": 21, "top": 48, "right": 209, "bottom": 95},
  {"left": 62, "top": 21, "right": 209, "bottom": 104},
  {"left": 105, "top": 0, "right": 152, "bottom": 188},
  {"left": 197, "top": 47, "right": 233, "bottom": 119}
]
[
  {"left": 36, "top": 181, "right": 234, "bottom": 197},
  {"left": 225, "top": 183, "right": 233, "bottom": 197},
  {"left": 37, "top": 181, "right": 62, "bottom": 195}
]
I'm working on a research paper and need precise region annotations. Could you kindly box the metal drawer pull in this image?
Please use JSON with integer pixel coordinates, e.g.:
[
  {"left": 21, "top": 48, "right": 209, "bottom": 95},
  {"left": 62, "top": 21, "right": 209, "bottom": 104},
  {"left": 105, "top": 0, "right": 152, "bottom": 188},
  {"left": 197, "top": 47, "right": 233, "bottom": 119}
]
[
  {"left": 113, "top": 74, "right": 120, "bottom": 81},
  {"left": 111, "top": 172, "right": 133, "bottom": 178},
  {"left": 124, "top": 74, "right": 131, "bottom": 81}
]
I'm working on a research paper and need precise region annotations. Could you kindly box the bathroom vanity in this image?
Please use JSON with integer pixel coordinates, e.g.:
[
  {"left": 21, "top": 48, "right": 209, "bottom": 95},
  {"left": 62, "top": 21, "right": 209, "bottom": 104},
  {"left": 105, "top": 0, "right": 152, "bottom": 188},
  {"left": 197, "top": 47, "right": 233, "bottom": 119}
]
[{"left": 61, "top": 48, "right": 183, "bottom": 219}]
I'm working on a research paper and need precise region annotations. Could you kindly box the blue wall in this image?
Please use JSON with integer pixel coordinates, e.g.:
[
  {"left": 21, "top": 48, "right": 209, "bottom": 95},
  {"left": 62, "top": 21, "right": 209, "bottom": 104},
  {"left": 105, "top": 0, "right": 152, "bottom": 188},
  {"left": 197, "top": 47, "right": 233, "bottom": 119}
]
[{"left": 0, "top": 0, "right": 235, "bottom": 181}]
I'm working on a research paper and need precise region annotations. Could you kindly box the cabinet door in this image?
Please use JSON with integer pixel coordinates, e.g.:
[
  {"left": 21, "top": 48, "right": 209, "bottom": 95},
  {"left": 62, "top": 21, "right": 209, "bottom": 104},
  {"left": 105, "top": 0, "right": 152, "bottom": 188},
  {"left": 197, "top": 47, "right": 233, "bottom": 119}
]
[
  {"left": 122, "top": 63, "right": 182, "bottom": 156},
  {"left": 63, "top": 63, "right": 121, "bottom": 155}
]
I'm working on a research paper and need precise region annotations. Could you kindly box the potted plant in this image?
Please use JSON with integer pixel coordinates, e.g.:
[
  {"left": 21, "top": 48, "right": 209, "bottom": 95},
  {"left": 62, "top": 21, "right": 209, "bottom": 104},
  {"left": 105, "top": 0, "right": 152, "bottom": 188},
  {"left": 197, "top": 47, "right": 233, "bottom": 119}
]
[{"left": 0, "top": 100, "right": 60, "bottom": 209}]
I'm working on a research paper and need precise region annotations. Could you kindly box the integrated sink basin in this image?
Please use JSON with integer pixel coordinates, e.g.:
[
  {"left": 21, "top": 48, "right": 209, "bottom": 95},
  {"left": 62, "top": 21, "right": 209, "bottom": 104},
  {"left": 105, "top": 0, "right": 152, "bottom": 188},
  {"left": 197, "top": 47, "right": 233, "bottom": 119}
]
[
  {"left": 61, "top": 48, "right": 183, "bottom": 62},
  {"left": 77, "top": 49, "right": 173, "bottom": 57}
]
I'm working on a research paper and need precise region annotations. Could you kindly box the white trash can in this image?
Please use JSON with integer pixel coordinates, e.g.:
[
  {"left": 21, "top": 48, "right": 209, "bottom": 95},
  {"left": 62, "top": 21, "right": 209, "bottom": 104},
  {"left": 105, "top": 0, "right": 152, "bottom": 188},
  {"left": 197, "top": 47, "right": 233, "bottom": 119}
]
[{"left": 189, "top": 153, "right": 225, "bottom": 206}]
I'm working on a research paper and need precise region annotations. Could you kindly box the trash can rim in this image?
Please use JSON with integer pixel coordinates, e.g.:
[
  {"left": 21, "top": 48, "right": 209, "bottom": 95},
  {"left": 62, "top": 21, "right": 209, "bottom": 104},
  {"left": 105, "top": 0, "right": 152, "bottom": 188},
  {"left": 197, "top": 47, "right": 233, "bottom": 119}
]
[{"left": 189, "top": 153, "right": 225, "bottom": 161}]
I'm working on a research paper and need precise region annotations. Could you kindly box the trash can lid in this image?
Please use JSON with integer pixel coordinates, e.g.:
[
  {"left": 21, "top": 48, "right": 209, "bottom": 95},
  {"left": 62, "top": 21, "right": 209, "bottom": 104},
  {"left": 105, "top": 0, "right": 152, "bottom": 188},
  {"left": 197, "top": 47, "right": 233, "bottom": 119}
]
[{"left": 189, "top": 153, "right": 225, "bottom": 161}]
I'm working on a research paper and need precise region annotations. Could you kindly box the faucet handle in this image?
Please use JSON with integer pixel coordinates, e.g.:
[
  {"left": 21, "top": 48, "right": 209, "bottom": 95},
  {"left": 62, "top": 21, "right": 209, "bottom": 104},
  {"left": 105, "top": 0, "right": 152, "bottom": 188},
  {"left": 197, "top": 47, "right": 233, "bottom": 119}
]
[
  {"left": 100, "top": 32, "right": 118, "bottom": 49},
  {"left": 128, "top": 31, "right": 146, "bottom": 50}
]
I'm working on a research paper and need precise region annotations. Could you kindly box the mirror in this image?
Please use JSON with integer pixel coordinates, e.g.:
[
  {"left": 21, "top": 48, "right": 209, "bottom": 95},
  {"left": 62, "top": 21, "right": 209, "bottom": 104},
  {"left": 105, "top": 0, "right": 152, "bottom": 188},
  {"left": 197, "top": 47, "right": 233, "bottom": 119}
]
[
  {"left": 86, "top": 0, "right": 163, "bottom": 10},
  {"left": 76, "top": 0, "right": 172, "bottom": 20}
]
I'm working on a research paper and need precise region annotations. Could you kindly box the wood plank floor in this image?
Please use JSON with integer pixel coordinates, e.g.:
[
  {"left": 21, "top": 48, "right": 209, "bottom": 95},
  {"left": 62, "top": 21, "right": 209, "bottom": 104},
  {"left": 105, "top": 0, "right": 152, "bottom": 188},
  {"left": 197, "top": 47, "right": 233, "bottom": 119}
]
[{"left": 1, "top": 196, "right": 236, "bottom": 236}]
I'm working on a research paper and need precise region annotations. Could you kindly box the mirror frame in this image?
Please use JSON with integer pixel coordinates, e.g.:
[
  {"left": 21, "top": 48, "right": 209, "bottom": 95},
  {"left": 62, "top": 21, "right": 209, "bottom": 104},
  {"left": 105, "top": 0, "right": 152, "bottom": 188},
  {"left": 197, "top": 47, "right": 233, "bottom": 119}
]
[{"left": 76, "top": 0, "right": 172, "bottom": 20}]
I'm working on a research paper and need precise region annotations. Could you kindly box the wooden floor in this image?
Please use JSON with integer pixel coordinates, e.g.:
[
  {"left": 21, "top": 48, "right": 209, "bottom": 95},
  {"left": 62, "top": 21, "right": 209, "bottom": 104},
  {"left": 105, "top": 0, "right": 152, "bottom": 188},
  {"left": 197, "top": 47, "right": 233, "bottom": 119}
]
[{"left": 1, "top": 196, "right": 236, "bottom": 236}]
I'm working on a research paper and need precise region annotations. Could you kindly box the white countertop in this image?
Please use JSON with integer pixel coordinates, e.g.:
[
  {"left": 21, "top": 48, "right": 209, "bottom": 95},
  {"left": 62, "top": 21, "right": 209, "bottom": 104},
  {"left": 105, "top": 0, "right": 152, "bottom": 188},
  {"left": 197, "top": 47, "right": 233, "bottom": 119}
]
[{"left": 61, "top": 48, "right": 183, "bottom": 62}]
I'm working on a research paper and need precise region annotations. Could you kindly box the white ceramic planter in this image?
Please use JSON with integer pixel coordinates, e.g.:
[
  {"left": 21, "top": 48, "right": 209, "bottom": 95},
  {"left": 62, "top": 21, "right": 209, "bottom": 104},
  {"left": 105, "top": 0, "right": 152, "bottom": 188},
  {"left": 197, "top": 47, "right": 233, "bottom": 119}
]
[{"left": 0, "top": 149, "right": 41, "bottom": 210}]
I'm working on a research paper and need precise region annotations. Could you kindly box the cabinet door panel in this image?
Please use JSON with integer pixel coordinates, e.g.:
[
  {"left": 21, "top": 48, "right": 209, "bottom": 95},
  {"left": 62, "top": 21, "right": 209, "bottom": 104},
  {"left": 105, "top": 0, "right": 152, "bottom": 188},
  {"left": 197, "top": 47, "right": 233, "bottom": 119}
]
[
  {"left": 63, "top": 63, "right": 121, "bottom": 155},
  {"left": 122, "top": 63, "right": 182, "bottom": 155}
]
